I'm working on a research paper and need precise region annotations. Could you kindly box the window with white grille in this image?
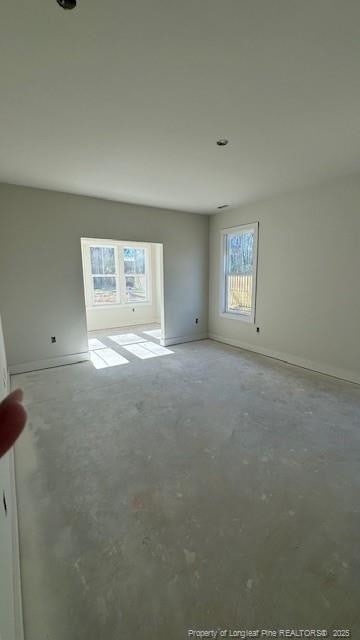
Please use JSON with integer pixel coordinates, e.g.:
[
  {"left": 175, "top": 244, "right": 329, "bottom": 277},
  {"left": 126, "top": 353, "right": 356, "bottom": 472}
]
[
  {"left": 90, "top": 245, "right": 119, "bottom": 305},
  {"left": 82, "top": 240, "right": 150, "bottom": 307},
  {"left": 221, "top": 223, "right": 258, "bottom": 322}
]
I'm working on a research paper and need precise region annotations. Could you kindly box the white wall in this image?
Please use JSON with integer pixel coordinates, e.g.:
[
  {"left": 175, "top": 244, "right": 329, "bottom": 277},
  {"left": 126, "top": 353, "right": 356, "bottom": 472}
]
[
  {"left": 0, "top": 183, "right": 208, "bottom": 371},
  {"left": 209, "top": 173, "right": 360, "bottom": 384},
  {"left": 83, "top": 242, "right": 162, "bottom": 332}
]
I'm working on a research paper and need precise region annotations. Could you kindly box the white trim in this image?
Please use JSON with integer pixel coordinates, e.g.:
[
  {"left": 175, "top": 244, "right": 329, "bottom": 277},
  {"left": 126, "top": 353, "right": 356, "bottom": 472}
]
[
  {"left": 220, "top": 311, "right": 253, "bottom": 322},
  {"left": 219, "top": 222, "right": 259, "bottom": 324},
  {"left": 86, "top": 300, "right": 153, "bottom": 310},
  {"left": 89, "top": 242, "right": 121, "bottom": 306},
  {"left": 9, "top": 450, "right": 24, "bottom": 640},
  {"left": 9, "top": 351, "right": 90, "bottom": 375},
  {"left": 81, "top": 237, "right": 151, "bottom": 248},
  {"left": 209, "top": 333, "right": 360, "bottom": 385},
  {"left": 161, "top": 333, "right": 208, "bottom": 347},
  {"left": 89, "top": 317, "right": 160, "bottom": 331},
  {"left": 1, "top": 362, "right": 25, "bottom": 640}
]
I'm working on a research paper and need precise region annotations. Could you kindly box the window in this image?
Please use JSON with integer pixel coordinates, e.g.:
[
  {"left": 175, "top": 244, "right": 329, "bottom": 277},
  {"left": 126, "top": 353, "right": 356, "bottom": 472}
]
[
  {"left": 123, "top": 247, "right": 146, "bottom": 302},
  {"left": 90, "top": 245, "right": 119, "bottom": 305},
  {"left": 82, "top": 240, "right": 150, "bottom": 307},
  {"left": 221, "top": 222, "right": 258, "bottom": 322}
]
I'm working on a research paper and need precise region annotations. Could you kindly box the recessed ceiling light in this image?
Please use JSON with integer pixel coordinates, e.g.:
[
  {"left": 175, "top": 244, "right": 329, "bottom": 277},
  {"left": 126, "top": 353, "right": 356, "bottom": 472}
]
[
  {"left": 216, "top": 138, "right": 229, "bottom": 146},
  {"left": 57, "top": 0, "right": 77, "bottom": 9},
  {"left": 217, "top": 204, "right": 230, "bottom": 209}
]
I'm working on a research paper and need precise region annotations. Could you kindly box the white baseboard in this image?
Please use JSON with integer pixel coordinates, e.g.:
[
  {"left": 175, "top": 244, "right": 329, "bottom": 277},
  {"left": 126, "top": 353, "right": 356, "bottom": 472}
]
[
  {"left": 161, "top": 333, "right": 208, "bottom": 347},
  {"left": 9, "top": 351, "right": 90, "bottom": 375},
  {"left": 88, "top": 318, "right": 160, "bottom": 332},
  {"left": 209, "top": 333, "right": 360, "bottom": 385}
]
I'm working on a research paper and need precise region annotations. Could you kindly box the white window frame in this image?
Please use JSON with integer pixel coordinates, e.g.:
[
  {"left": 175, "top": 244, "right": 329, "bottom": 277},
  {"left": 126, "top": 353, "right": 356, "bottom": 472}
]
[
  {"left": 122, "top": 245, "right": 149, "bottom": 305},
  {"left": 219, "top": 222, "right": 259, "bottom": 323},
  {"left": 88, "top": 243, "right": 120, "bottom": 306},
  {"left": 81, "top": 238, "right": 152, "bottom": 309}
]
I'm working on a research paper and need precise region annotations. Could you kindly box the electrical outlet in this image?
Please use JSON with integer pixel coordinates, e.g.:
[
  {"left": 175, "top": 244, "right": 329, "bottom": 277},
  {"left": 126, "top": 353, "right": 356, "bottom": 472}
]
[{"left": 51, "top": 336, "right": 56, "bottom": 343}]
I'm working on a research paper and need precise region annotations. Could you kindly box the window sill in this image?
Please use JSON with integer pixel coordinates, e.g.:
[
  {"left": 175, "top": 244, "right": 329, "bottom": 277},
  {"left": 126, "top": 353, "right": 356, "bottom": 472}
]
[
  {"left": 87, "top": 300, "right": 152, "bottom": 310},
  {"left": 220, "top": 311, "right": 254, "bottom": 323}
]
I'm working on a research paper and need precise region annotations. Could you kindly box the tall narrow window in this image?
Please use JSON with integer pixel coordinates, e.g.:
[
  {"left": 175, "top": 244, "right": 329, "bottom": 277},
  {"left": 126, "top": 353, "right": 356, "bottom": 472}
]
[
  {"left": 90, "top": 245, "right": 119, "bottom": 305},
  {"left": 123, "top": 247, "right": 147, "bottom": 302},
  {"left": 221, "top": 223, "right": 258, "bottom": 322}
]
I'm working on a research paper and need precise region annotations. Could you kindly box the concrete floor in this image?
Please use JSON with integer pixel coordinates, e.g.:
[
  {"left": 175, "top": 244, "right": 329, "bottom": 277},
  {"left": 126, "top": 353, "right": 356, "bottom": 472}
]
[{"left": 13, "top": 333, "right": 360, "bottom": 639}]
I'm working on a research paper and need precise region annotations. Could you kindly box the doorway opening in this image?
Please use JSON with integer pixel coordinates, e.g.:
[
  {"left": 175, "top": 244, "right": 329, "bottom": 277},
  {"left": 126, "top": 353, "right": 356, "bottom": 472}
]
[{"left": 80, "top": 238, "right": 170, "bottom": 369}]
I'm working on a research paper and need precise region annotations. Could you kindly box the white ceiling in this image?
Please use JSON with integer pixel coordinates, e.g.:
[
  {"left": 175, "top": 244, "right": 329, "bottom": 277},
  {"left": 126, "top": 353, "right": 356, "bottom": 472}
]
[{"left": 1, "top": 0, "right": 360, "bottom": 214}]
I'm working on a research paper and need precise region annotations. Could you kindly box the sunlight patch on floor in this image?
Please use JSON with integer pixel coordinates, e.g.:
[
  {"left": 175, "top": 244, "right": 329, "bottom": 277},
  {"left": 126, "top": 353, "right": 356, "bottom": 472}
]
[
  {"left": 88, "top": 338, "right": 107, "bottom": 351},
  {"left": 108, "top": 333, "right": 146, "bottom": 346},
  {"left": 142, "top": 329, "right": 162, "bottom": 340},
  {"left": 90, "top": 348, "right": 129, "bottom": 369},
  {"left": 122, "top": 341, "right": 173, "bottom": 360}
]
